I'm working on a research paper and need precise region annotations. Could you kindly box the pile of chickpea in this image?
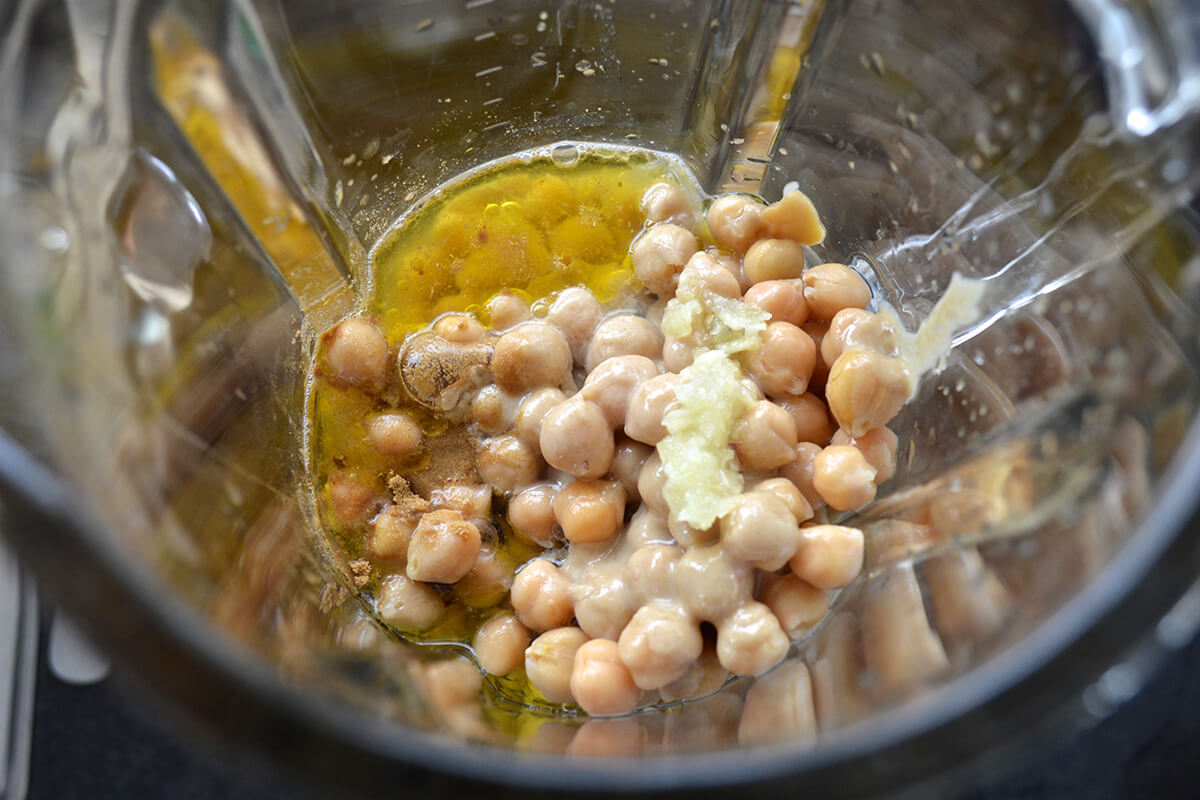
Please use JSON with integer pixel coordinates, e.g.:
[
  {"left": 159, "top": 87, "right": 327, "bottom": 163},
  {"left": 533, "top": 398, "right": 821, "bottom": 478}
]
[{"left": 319, "top": 181, "right": 917, "bottom": 717}]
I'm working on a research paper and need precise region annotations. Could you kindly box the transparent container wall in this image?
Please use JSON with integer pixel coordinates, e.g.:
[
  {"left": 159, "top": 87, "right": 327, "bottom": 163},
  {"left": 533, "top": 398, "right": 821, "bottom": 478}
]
[{"left": 2, "top": 0, "right": 1200, "bottom": 765}]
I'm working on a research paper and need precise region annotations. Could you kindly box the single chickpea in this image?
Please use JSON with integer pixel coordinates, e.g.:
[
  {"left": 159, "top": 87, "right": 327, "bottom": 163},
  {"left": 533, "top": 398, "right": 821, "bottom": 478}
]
[
  {"left": 641, "top": 181, "right": 695, "bottom": 227},
  {"left": 733, "top": 400, "right": 799, "bottom": 472},
  {"left": 508, "top": 483, "right": 559, "bottom": 547},
  {"left": 662, "top": 334, "right": 697, "bottom": 372},
  {"left": 492, "top": 322, "right": 572, "bottom": 394},
  {"left": 737, "top": 661, "right": 817, "bottom": 746},
  {"left": 802, "top": 263, "right": 871, "bottom": 322},
  {"left": 487, "top": 291, "right": 531, "bottom": 330},
  {"left": 552, "top": 479, "right": 627, "bottom": 544},
  {"left": 625, "top": 372, "right": 684, "bottom": 445},
  {"left": 682, "top": 251, "right": 741, "bottom": 298},
  {"left": 585, "top": 315, "right": 664, "bottom": 373},
  {"left": 430, "top": 484, "right": 491, "bottom": 521},
  {"left": 636, "top": 453, "right": 669, "bottom": 516},
  {"left": 468, "top": 385, "right": 512, "bottom": 435},
  {"left": 581, "top": 355, "right": 660, "bottom": 429},
  {"left": 514, "top": 387, "right": 567, "bottom": 449},
  {"left": 780, "top": 441, "right": 825, "bottom": 510},
  {"left": 761, "top": 190, "right": 825, "bottom": 245},
  {"left": 433, "top": 313, "right": 486, "bottom": 344},
  {"left": 822, "top": 307, "right": 897, "bottom": 365},
  {"left": 571, "top": 564, "right": 638, "bottom": 641},
  {"left": 455, "top": 545, "right": 513, "bottom": 608},
  {"left": 624, "top": 544, "right": 682, "bottom": 603},
  {"left": 326, "top": 473, "right": 379, "bottom": 526},
  {"left": 475, "top": 434, "right": 542, "bottom": 493},
  {"left": 715, "top": 602, "right": 789, "bottom": 677},
  {"left": 749, "top": 477, "right": 814, "bottom": 524},
  {"left": 617, "top": 604, "right": 703, "bottom": 690},
  {"left": 571, "top": 639, "right": 641, "bottom": 716},
  {"left": 720, "top": 492, "right": 802, "bottom": 571},
  {"left": 743, "top": 238, "right": 806, "bottom": 284},
  {"left": 511, "top": 558, "right": 574, "bottom": 631},
  {"left": 812, "top": 444, "right": 877, "bottom": 511},
  {"left": 706, "top": 195, "right": 763, "bottom": 252},
  {"left": 548, "top": 287, "right": 603, "bottom": 362},
  {"left": 743, "top": 321, "right": 816, "bottom": 398},
  {"left": 760, "top": 573, "right": 829, "bottom": 637},
  {"left": 421, "top": 657, "right": 483, "bottom": 710},
  {"left": 609, "top": 437, "right": 653, "bottom": 500},
  {"left": 405, "top": 509, "right": 482, "bottom": 584},
  {"left": 369, "top": 504, "right": 419, "bottom": 559},
  {"left": 323, "top": 317, "right": 388, "bottom": 392},
  {"left": 778, "top": 392, "right": 835, "bottom": 446},
  {"left": 825, "top": 348, "right": 912, "bottom": 436},
  {"left": 675, "top": 545, "right": 755, "bottom": 621},
  {"left": 631, "top": 223, "right": 699, "bottom": 296},
  {"left": 474, "top": 613, "right": 531, "bottom": 676},
  {"left": 525, "top": 627, "right": 589, "bottom": 704},
  {"left": 832, "top": 426, "right": 899, "bottom": 484},
  {"left": 376, "top": 573, "right": 443, "bottom": 631},
  {"left": 365, "top": 411, "right": 423, "bottom": 460},
  {"left": 789, "top": 524, "right": 865, "bottom": 588},
  {"left": 743, "top": 279, "right": 809, "bottom": 326},
  {"left": 540, "top": 396, "right": 615, "bottom": 478}
]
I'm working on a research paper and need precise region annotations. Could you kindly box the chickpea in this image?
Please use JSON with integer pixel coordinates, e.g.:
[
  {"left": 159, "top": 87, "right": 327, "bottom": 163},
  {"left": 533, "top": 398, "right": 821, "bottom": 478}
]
[
  {"left": 553, "top": 479, "right": 626, "bottom": 544},
  {"left": 802, "top": 320, "right": 831, "bottom": 394},
  {"left": 631, "top": 223, "right": 699, "bottom": 296},
  {"left": 492, "top": 322, "right": 572, "bottom": 394},
  {"left": 514, "top": 387, "right": 567, "bottom": 449},
  {"left": 405, "top": 510, "right": 482, "bottom": 584},
  {"left": 743, "top": 238, "right": 806, "bottom": 284},
  {"left": 582, "top": 355, "right": 660, "bottom": 429},
  {"left": 832, "top": 426, "right": 899, "bottom": 484},
  {"left": 539, "top": 396, "right": 615, "bottom": 478},
  {"left": 455, "top": 545, "right": 513, "bottom": 608},
  {"left": 749, "top": 477, "right": 814, "bottom": 524},
  {"left": 636, "top": 452, "right": 669, "bottom": 516},
  {"left": 675, "top": 545, "right": 754, "bottom": 621},
  {"left": 825, "top": 348, "right": 912, "bottom": 436},
  {"left": 659, "top": 646, "right": 733, "bottom": 704},
  {"left": 474, "top": 613, "right": 531, "bottom": 676},
  {"left": 624, "top": 372, "right": 683, "bottom": 445},
  {"left": 761, "top": 190, "right": 825, "bottom": 246},
  {"left": 365, "top": 412, "right": 423, "bottom": 460},
  {"left": 572, "top": 564, "right": 638, "bottom": 641},
  {"left": 526, "top": 627, "right": 589, "bottom": 704},
  {"left": 326, "top": 473, "right": 379, "bottom": 526},
  {"left": 789, "top": 524, "right": 864, "bottom": 588},
  {"left": 609, "top": 437, "right": 653, "bottom": 500},
  {"left": 548, "top": 287, "right": 603, "bottom": 362},
  {"left": 706, "top": 195, "right": 763, "bottom": 252},
  {"left": 508, "top": 483, "right": 559, "bottom": 547},
  {"left": 743, "top": 279, "right": 809, "bottom": 326},
  {"left": 377, "top": 573, "right": 442, "bottom": 631},
  {"left": 422, "top": 657, "right": 483, "bottom": 710},
  {"left": 323, "top": 317, "right": 388, "bottom": 392},
  {"left": 468, "top": 385, "right": 512, "bottom": 435},
  {"left": 738, "top": 661, "right": 817, "bottom": 746},
  {"left": 668, "top": 515, "right": 719, "bottom": 548},
  {"left": 733, "top": 400, "right": 799, "bottom": 472},
  {"left": 570, "top": 639, "right": 641, "bottom": 716},
  {"left": 812, "top": 444, "right": 877, "bottom": 511},
  {"left": 585, "top": 315, "right": 664, "bottom": 373},
  {"left": 430, "top": 484, "right": 491, "bottom": 520},
  {"left": 661, "top": 334, "right": 697, "bottom": 372},
  {"left": 511, "top": 559, "right": 574, "bottom": 631},
  {"left": 802, "top": 263, "right": 871, "bottom": 322},
  {"left": 486, "top": 291, "right": 531, "bottom": 330},
  {"left": 369, "top": 504, "right": 419, "bottom": 559},
  {"left": 433, "top": 313, "right": 485, "bottom": 344},
  {"left": 822, "top": 307, "right": 897, "bottom": 365},
  {"left": 778, "top": 392, "right": 835, "bottom": 446},
  {"left": 720, "top": 492, "right": 802, "bottom": 571},
  {"left": 682, "top": 251, "right": 741, "bottom": 298},
  {"left": 476, "top": 434, "right": 541, "bottom": 493},
  {"left": 743, "top": 321, "right": 816, "bottom": 398},
  {"left": 568, "top": 719, "right": 646, "bottom": 758},
  {"left": 641, "top": 181, "right": 695, "bottom": 227},
  {"left": 624, "top": 544, "right": 681, "bottom": 603},
  {"left": 715, "top": 601, "right": 789, "bottom": 677},
  {"left": 760, "top": 573, "right": 829, "bottom": 637},
  {"left": 780, "top": 441, "right": 824, "bottom": 511},
  {"left": 617, "top": 604, "right": 703, "bottom": 690}
]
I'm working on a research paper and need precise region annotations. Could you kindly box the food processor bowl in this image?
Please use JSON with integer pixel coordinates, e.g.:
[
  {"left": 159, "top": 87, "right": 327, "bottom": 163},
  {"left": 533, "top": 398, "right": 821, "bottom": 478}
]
[{"left": 2, "top": 0, "right": 1200, "bottom": 796}]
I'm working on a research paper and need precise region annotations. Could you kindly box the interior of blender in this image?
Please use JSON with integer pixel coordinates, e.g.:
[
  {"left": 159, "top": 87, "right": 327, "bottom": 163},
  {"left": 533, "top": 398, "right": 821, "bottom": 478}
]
[{"left": 3, "top": 0, "right": 1200, "bottom": 789}]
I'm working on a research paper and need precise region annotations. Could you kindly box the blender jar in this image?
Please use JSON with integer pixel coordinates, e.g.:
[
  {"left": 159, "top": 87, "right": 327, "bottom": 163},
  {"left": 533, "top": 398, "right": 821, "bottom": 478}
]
[{"left": 2, "top": 0, "right": 1200, "bottom": 796}]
